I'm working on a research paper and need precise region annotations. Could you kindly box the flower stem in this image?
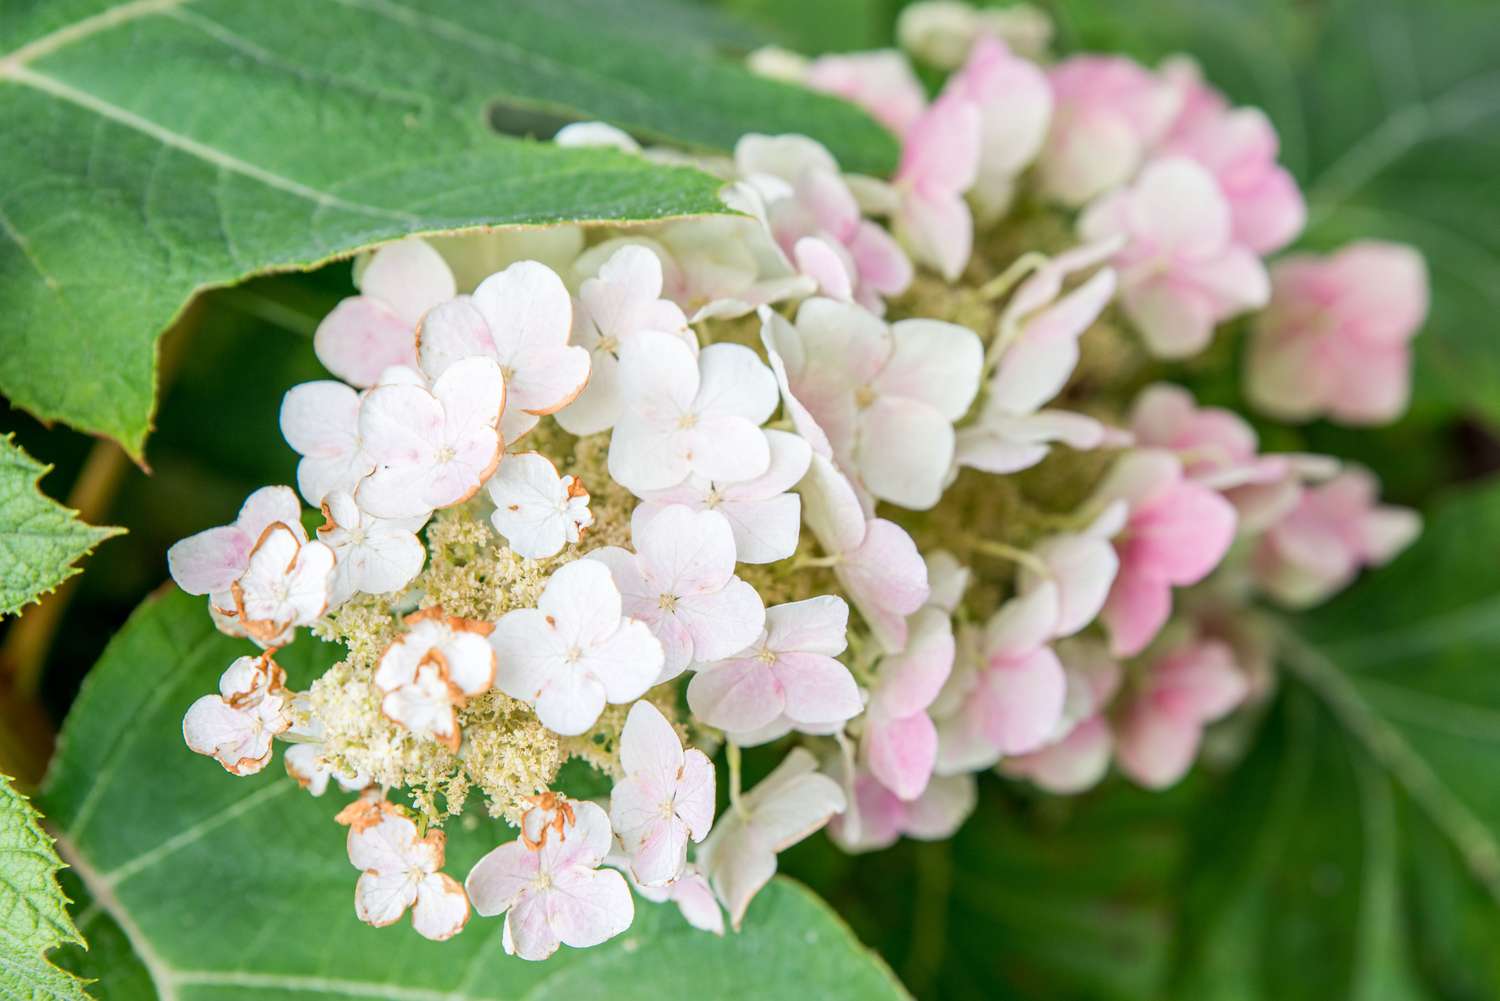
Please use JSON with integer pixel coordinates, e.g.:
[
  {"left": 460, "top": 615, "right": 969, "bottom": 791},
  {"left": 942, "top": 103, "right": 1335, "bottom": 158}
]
[
  {"left": 978, "top": 251, "right": 1049, "bottom": 302},
  {"left": 964, "top": 536, "right": 1051, "bottom": 578},
  {"left": 833, "top": 729, "right": 861, "bottom": 841},
  {"left": 727, "top": 741, "right": 746, "bottom": 818},
  {"left": 790, "top": 553, "right": 842, "bottom": 571}
]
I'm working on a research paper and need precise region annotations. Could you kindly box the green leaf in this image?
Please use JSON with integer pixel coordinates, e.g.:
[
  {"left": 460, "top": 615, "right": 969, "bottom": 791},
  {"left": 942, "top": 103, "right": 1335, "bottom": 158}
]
[
  {"left": 0, "top": 434, "right": 122, "bottom": 617},
  {"left": 51, "top": 872, "right": 155, "bottom": 1001},
  {"left": 781, "top": 777, "right": 1198, "bottom": 1001},
  {"left": 37, "top": 588, "right": 911, "bottom": 1000},
  {"left": 920, "top": 787, "right": 1188, "bottom": 1001},
  {"left": 1170, "top": 477, "right": 1500, "bottom": 999},
  {"left": 1053, "top": 0, "right": 1500, "bottom": 427},
  {"left": 0, "top": 0, "right": 897, "bottom": 460},
  {"left": 0, "top": 771, "right": 91, "bottom": 1001},
  {"left": 704, "top": 0, "right": 898, "bottom": 53}
]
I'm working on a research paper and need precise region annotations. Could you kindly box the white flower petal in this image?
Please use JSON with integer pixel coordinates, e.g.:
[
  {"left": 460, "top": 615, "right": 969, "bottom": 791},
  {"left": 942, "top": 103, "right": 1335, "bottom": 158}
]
[{"left": 412, "top": 872, "right": 470, "bottom": 941}]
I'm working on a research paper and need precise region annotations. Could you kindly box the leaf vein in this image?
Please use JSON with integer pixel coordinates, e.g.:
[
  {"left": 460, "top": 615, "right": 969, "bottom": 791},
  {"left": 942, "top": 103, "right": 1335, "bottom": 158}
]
[{"left": 6, "top": 65, "right": 421, "bottom": 226}]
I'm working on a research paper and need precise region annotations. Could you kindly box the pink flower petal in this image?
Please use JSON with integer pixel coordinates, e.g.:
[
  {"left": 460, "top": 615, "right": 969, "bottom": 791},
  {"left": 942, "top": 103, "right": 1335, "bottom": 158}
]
[
  {"left": 977, "top": 646, "right": 1067, "bottom": 755},
  {"left": 688, "top": 659, "right": 784, "bottom": 733},
  {"left": 873, "top": 607, "right": 954, "bottom": 719},
  {"left": 314, "top": 297, "right": 419, "bottom": 387},
  {"left": 839, "top": 518, "right": 930, "bottom": 652},
  {"left": 865, "top": 711, "right": 938, "bottom": 801},
  {"left": 1003, "top": 715, "right": 1114, "bottom": 794}
]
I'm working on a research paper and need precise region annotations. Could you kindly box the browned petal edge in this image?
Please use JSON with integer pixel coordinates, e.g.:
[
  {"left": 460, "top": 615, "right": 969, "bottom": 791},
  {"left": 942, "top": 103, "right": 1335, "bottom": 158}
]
[
  {"left": 317, "top": 496, "right": 340, "bottom": 534},
  {"left": 450, "top": 431, "right": 505, "bottom": 509},
  {"left": 336, "top": 792, "right": 397, "bottom": 831},
  {"left": 421, "top": 647, "right": 459, "bottom": 706},
  {"left": 436, "top": 711, "right": 463, "bottom": 752},
  {"left": 519, "top": 792, "right": 575, "bottom": 850},
  {"left": 284, "top": 748, "right": 314, "bottom": 789},
  {"left": 403, "top": 605, "right": 447, "bottom": 627},
  {"left": 407, "top": 604, "right": 495, "bottom": 639},
  {"left": 447, "top": 612, "right": 498, "bottom": 692},
  {"left": 412, "top": 311, "right": 427, "bottom": 362},
  {"left": 233, "top": 520, "right": 312, "bottom": 642},
  {"left": 250, "top": 520, "right": 302, "bottom": 574},
  {"left": 376, "top": 607, "right": 439, "bottom": 685},
  {"left": 264, "top": 689, "right": 295, "bottom": 742},
  {"left": 360, "top": 877, "right": 407, "bottom": 928},
  {"left": 222, "top": 653, "right": 280, "bottom": 707},
  {"left": 523, "top": 346, "right": 592, "bottom": 416},
  {"left": 422, "top": 648, "right": 450, "bottom": 674},
  {"left": 441, "top": 646, "right": 497, "bottom": 702},
  {"left": 402, "top": 606, "right": 498, "bottom": 693},
  {"left": 477, "top": 644, "right": 498, "bottom": 694},
  {"left": 376, "top": 649, "right": 464, "bottom": 752},
  {"left": 419, "top": 826, "right": 448, "bottom": 868},
  {"left": 209, "top": 591, "right": 239, "bottom": 618},
  {"left": 566, "top": 468, "right": 592, "bottom": 542},
  {"left": 380, "top": 607, "right": 498, "bottom": 746},
  {"left": 441, "top": 606, "right": 495, "bottom": 639},
  {"left": 422, "top": 872, "right": 472, "bottom": 941},
  {"left": 493, "top": 363, "right": 509, "bottom": 428},
  {"left": 221, "top": 746, "right": 274, "bottom": 776},
  {"left": 375, "top": 677, "right": 460, "bottom": 750},
  {"left": 373, "top": 625, "right": 422, "bottom": 693},
  {"left": 233, "top": 585, "right": 292, "bottom": 647}
]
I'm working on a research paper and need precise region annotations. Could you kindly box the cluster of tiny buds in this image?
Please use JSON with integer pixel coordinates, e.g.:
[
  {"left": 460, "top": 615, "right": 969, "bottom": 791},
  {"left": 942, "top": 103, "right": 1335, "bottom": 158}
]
[{"left": 166, "top": 0, "right": 1426, "bottom": 958}]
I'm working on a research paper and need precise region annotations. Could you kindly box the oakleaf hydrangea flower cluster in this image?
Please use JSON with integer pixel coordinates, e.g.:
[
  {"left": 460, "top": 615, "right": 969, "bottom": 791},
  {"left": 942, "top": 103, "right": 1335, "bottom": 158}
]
[{"left": 168, "top": 0, "right": 1427, "bottom": 957}]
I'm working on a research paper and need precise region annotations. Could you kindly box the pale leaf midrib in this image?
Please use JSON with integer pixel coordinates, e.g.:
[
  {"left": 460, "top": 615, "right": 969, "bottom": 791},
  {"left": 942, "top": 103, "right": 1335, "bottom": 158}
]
[
  {"left": 1279, "top": 630, "right": 1500, "bottom": 905},
  {"left": 1348, "top": 745, "right": 1402, "bottom": 1001},
  {"left": 0, "top": 0, "right": 191, "bottom": 73},
  {"left": 1353, "top": 677, "right": 1500, "bottom": 744},
  {"left": 1309, "top": 66, "right": 1500, "bottom": 211},
  {"left": 7, "top": 65, "right": 423, "bottom": 224},
  {"left": 1311, "top": 592, "right": 1500, "bottom": 671}
]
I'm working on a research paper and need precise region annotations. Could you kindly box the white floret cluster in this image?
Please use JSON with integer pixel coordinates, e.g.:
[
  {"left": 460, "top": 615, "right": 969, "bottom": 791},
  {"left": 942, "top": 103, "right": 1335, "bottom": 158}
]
[{"left": 166, "top": 1, "right": 1424, "bottom": 959}]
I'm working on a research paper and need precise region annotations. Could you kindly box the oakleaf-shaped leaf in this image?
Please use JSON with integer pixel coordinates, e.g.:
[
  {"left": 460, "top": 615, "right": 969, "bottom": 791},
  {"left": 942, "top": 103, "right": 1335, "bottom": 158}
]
[
  {"left": 0, "top": 0, "right": 896, "bottom": 460},
  {"left": 38, "top": 588, "right": 911, "bottom": 1000},
  {"left": 0, "top": 772, "right": 90, "bottom": 1001},
  {"left": 0, "top": 435, "right": 122, "bottom": 617}
]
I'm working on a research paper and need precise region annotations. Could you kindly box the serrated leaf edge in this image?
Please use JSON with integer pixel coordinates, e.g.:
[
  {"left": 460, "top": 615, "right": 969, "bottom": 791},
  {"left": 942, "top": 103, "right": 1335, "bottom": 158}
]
[
  {"left": 0, "top": 773, "right": 94, "bottom": 1000},
  {"left": 0, "top": 434, "right": 125, "bottom": 618}
]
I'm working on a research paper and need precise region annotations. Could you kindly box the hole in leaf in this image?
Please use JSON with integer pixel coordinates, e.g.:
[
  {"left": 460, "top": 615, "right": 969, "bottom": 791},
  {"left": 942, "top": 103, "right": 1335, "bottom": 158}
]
[
  {"left": 485, "top": 100, "right": 578, "bottom": 139},
  {"left": 484, "top": 98, "right": 647, "bottom": 147}
]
